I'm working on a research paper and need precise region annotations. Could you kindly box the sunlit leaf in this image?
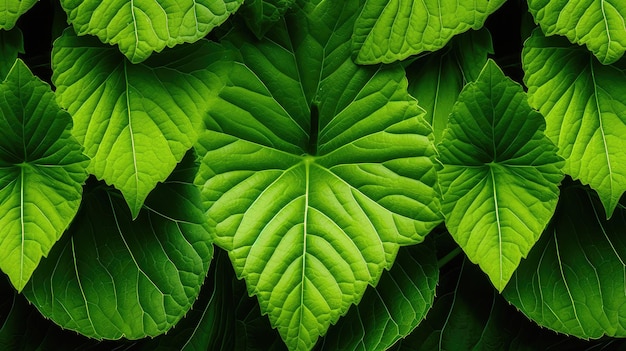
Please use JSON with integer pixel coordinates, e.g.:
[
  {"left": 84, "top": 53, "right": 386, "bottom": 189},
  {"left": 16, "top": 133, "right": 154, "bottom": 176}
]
[
  {"left": 0, "top": 59, "right": 88, "bottom": 291},
  {"left": 0, "top": 0, "right": 37, "bottom": 30},
  {"left": 438, "top": 59, "right": 564, "bottom": 291}
]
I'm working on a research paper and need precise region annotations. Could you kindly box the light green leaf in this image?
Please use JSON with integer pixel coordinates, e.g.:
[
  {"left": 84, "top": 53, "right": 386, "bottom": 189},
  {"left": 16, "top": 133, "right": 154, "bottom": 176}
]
[
  {"left": 194, "top": 2, "right": 442, "bottom": 350},
  {"left": 23, "top": 151, "right": 213, "bottom": 340},
  {"left": 352, "top": 0, "right": 505, "bottom": 64},
  {"left": 240, "top": 0, "right": 296, "bottom": 39},
  {"left": 52, "top": 28, "right": 227, "bottom": 218},
  {"left": 0, "top": 28, "right": 23, "bottom": 80},
  {"left": 437, "top": 59, "right": 564, "bottom": 292},
  {"left": 504, "top": 184, "right": 626, "bottom": 339},
  {"left": 0, "top": 0, "right": 37, "bottom": 30},
  {"left": 318, "top": 239, "right": 438, "bottom": 351},
  {"left": 523, "top": 29, "right": 626, "bottom": 218},
  {"left": 0, "top": 59, "right": 88, "bottom": 292},
  {"left": 527, "top": 0, "right": 626, "bottom": 64},
  {"left": 407, "top": 28, "right": 493, "bottom": 143},
  {"left": 60, "top": 0, "right": 243, "bottom": 63}
]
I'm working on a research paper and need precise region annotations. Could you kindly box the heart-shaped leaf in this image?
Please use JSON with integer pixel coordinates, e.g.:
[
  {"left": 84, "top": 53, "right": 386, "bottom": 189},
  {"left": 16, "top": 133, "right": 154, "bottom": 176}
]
[
  {"left": 194, "top": 1, "right": 442, "bottom": 349},
  {"left": 437, "top": 59, "right": 564, "bottom": 291},
  {"left": 60, "top": 0, "right": 243, "bottom": 63},
  {"left": 0, "top": 59, "right": 88, "bottom": 291}
]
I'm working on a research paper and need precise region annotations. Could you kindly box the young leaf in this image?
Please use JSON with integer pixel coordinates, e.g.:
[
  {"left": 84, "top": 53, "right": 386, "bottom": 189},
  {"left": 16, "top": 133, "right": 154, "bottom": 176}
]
[
  {"left": 407, "top": 28, "right": 493, "bottom": 143},
  {"left": 527, "top": 0, "right": 626, "bottom": 64},
  {"left": 523, "top": 29, "right": 626, "bottom": 218},
  {"left": 194, "top": 1, "right": 442, "bottom": 349},
  {"left": 437, "top": 59, "right": 564, "bottom": 292},
  {"left": 23, "top": 152, "right": 213, "bottom": 340},
  {"left": 504, "top": 184, "right": 626, "bottom": 339},
  {"left": 0, "top": 59, "right": 89, "bottom": 291},
  {"left": 352, "top": 0, "right": 505, "bottom": 64},
  {"left": 59, "top": 0, "right": 244, "bottom": 63},
  {"left": 317, "top": 240, "right": 438, "bottom": 351},
  {"left": 52, "top": 28, "right": 227, "bottom": 218},
  {"left": 0, "top": 0, "right": 37, "bottom": 30},
  {"left": 240, "top": 0, "right": 297, "bottom": 39},
  {"left": 0, "top": 28, "right": 23, "bottom": 80}
]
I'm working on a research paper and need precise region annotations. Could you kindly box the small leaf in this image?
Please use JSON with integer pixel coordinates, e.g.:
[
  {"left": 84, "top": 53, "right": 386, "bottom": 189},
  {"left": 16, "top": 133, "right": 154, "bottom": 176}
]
[
  {"left": 195, "top": 2, "right": 442, "bottom": 349},
  {"left": 438, "top": 59, "right": 564, "bottom": 292},
  {"left": 0, "top": 0, "right": 37, "bottom": 30},
  {"left": 527, "top": 0, "right": 626, "bottom": 64},
  {"left": 318, "top": 239, "right": 438, "bottom": 351},
  {"left": 60, "top": 0, "right": 244, "bottom": 63},
  {"left": 0, "top": 28, "right": 23, "bottom": 80},
  {"left": 0, "top": 59, "right": 88, "bottom": 291},
  {"left": 407, "top": 28, "right": 493, "bottom": 142},
  {"left": 23, "top": 152, "right": 213, "bottom": 340},
  {"left": 504, "top": 184, "right": 626, "bottom": 339},
  {"left": 52, "top": 28, "right": 227, "bottom": 218},
  {"left": 352, "top": 0, "right": 505, "bottom": 64},
  {"left": 523, "top": 29, "right": 626, "bottom": 218},
  {"left": 240, "top": 0, "right": 296, "bottom": 39}
]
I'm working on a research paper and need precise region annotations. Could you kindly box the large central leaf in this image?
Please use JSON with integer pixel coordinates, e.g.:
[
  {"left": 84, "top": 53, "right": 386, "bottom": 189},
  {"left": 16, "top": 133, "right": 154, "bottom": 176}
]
[{"left": 194, "top": 1, "right": 442, "bottom": 350}]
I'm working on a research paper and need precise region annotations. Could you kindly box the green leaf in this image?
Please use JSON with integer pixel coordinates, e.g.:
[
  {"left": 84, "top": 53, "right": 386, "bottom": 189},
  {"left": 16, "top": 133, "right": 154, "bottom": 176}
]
[
  {"left": 523, "top": 29, "right": 626, "bottom": 218},
  {"left": 527, "top": 0, "right": 626, "bottom": 64},
  {"left": 52, "top": 28, "right": 227, "bottom": 218},
  {"left": 503, "top": 183, "right": 626, "bottom": 339},
  {"left": 23, "top": 152, "right": 213, "bottom": 340},
  {"left": 0, "top": 0, "right": 37, "bottom": 30},
  {"left": 407, "top": 28, "right": 493, "bottom": 143},
  {"left": 0, "top": 28, "right": 23, "bottom": 80},
  {"left": 194, "top": 2, "right": 442, "bottom": 350},
  {"left": 0, "top": 59, "right": 88, "bottom": 291},
  {"left": 437, "top": 59, "right": 564, "bottom": 292},
  {"left": 240, "top": 0, "right": 296, "bottom": 39},
  {"left": 59, "top": 0, "right": 243, "bottom": 63},
  {"left": 318, "top": 239, "right": 438, "bottom": 351},
  {"left": 352, "top": 0, "right": 505, "bottom": 64}
]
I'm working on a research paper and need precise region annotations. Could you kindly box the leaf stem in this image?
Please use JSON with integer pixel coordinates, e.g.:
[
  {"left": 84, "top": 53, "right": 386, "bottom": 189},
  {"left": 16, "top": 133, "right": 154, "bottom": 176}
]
[{"left": 438, "top": 246, "right": 463, "bottom": 268}]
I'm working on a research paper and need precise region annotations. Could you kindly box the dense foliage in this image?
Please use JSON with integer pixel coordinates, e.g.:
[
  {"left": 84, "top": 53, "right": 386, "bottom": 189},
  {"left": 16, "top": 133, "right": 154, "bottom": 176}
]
[{"left": 1, "top": 0, "right": 626, "bottom": 350}]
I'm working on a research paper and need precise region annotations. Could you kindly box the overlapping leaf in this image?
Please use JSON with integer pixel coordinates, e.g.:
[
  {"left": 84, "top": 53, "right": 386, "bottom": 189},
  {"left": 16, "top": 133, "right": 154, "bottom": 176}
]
[
  {"left": 504, "top": 184, "right": 626, "bottom": 339},
  {"left": 194, "top": 1, "right": 442, "bottom": 350},
  {"left": 352, "top": 0, "right": 505, "bottom": 64},
  {"left": 52, "top": 29, "right": 227, "bottom": 218},
  {"left": 527, "top": 0, "right": 626, "bottom": 64},
  {"left": 437, "top": 60, "right": 564, "bottom": 292},
  {"left": 0, "top": 0, "right": 37, "bottom": 30},
  {"left": 0, "top": 59, "right": 88, "bottom": 291},
  {"left": 523, "top": 29, "right": 626, "bottom": 218},
  {"left": 23, "top": 152, "right": 213, "bottom": 340},
  {"left": 318, "top": 240, "right": 438, "bottom": 351},
  {"left": 0, "top": 28, "right": 23, "bottom": 80},
  {"left": 240, "top": 0, "right": 296, "bottom": 39},
  {"left": 60, "top": 0, "right": 243, "bottom": 63},
  {"left": 407, "top": 28, "right": 493, "bottom": 143}
]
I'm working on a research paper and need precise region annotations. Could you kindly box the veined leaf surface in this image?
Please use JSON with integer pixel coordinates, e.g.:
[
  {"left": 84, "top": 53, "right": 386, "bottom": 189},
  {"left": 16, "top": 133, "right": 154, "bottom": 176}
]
[
  {"left": 352, "top": 0, "right": 505, "bottom": 64},
  {"left": 60, "top": 0, "right": 243, "bottom": 63},
  {"left": 194, "top": 1, "right": 442, "bottom": 350},
  {"left": 240, "top": 0, "right": 296, "bottom": 39},
  {"left": 24, "top": 152, "right": 213, "bottom": 340},
  {"left": 0, "top": 60, "right": 88, "bottom": 291},
  {"left": 504, "top": 185, "right": 626, "bottom": 338},
  {"left": 438, "top": 60, "right": 564, "bottom": 292},
  {"left": 524, "top": 29, "right": 626, "bottom": 218},
  {"left": 52, "top": 29, "right": 227, "bottom": 218},
  {"left": 0, "top": 0, "right": 37, "bottom": 30},
  {"left": 527, "top": 0, "right": 626, "bottom": 64}
]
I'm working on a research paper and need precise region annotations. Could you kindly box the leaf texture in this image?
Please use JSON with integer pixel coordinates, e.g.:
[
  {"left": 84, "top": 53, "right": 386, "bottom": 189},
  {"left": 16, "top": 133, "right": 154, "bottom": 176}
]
[
  {"left": 0, "top": 60, "right": 88, "bottom": 291},
  {"left": 23, "top": 152, "right": 213, "bottom": 340},
  {"left": 352, "top": 0, "right": 505, "bottom": 64},
  {"left": 527, "top": 0, "right": 626, "bottom": 64},
  {"left": 194, "top": 1, "right": 442, "bottom": 349},
  {"left": 52, "top": 29, "right": 227, "bottom": 217},
  {"left": 437, "top": 60, "right": 564, "bottom": 292},
  {"left": 240, "top": 0, "right": 297, "bottom": 39},
  {"left": 0, "top": 0, "right": 37, "bottom": 30},
  {"left": 504, "top": 184, "right": 626, "bottom": 338},
  {"left": 60, "top": 0, "right": 243, "bottom": 63},
  {"left": 523, "top": 29, "right": 626, "bottom": 218}
]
